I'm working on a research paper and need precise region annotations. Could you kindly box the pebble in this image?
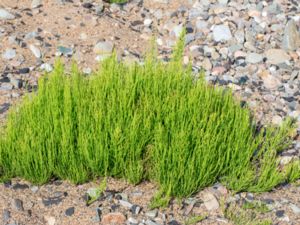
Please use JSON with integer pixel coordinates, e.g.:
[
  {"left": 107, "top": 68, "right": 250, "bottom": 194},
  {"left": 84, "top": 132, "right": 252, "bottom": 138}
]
[
  {"left": 0, "top": 8, "right": 15, "bottom": 20},
  {"left": 265, "top": 49, "right": 290, "bottom": 65},
  {"left": 29, "top": 44, "right": 42, "bottom": 58},
  {"left": 101, "top": 212, "right": 126, "bottom": 225},
  {"left": 203, "top": 192, "right": 219, "bottom": 211},
  {"left": 290, "top": 204, "right": 300, "bottom": 215},
  {"left": 65, "top": 207, "right": 75, "bottom": 216},
  {"left": 2, "top": 209, "right": 11, "bottom": 223},
  {"left": 213, "top": 25, "right": 232, "bottom": 42},
  {"left": 2, "top": 49, "right": 16, "bottom": 60},
  {"left": 128, "top": 217, "right": 139, "bottom": 224},
  {"left": 12, "top": 199, "right": 24, "bottom": 211},
  {"left": 44, "top": 216, "right": 56, "bottom": 225},
  {"left": 57, "top": 46, "right": 73, "bottom": 57},
  {"left": 93, "top": 41, "right": 114, "bottom": 54},
  {"left": 145, "top": 209, "right": 158, "bottom": 218},
  {"left": 282, "top": 19, "right": 300, "bottom": 51},
  {"left": 245, "top": 53, "right": 263, "bottom": 64},
  {"left": 119, "top": 199, "right": 133, "bottom": 208},
  {"left": 31, "top": 0, "right": 42, "bottom": 9}
]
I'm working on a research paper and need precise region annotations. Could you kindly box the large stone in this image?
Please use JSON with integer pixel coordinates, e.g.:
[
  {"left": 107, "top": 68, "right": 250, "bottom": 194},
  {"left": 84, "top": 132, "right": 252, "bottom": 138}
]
[
  {"left": 101, "top": 212, "right": 126, "bottom": 225},
  {"left": 259, "top": 70, "right": 281, "bottom": 90},
  {"left": 246, "top": 52, "right": 263, "bottom": 64},
  {"left": 0, "top": 8, "right": 15, "bottom": 20},
  {"left": 31, "top": 0, "right": 42, "bottom": 9},
  {"left": 93, "top": 41, "right": 114, "bottom": 54},
  {"left": 203, "top": 192, "right": 219, "bottom": 211},
  {"left": 265, "top": 49, "right": 290, "bottom": 64},
  {"left": 282, "top": 19, "right": 300, "bottom": 51},
  {"left": 29, "top": 44, "right": 42, "bottom": 58},
  {"left": 2, "top": 49, "right": 16, "bottom": 60},
  {"left": 213, "top": 25, "right": 232, "bottom": 42}
]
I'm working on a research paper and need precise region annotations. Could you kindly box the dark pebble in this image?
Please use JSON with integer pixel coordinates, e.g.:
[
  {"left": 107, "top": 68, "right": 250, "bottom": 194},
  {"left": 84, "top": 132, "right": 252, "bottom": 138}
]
[
  {"left": 276, "top": 210, "right": 285, "bottom": 218},
  {"left": 2, "top": 209, "right": 11, "bottom": 222},
  {"left": 168, "top": 220, "right": 181, "bottom": 225},
  {"left": 13, "top": 199, "right": 24, "bottom": 211},
  {"left": 42, "top": 197, "right": 63, "bottom": 207},
  {"left": 130, "top": 204, "right": 141, "bottom": 214},
  {"left": 18, "top": 68, "right": 30, "bottom": 74},
  {"left": 12, "top": 183, "right": 29, "bottom": 190},
  {"left": 65, "top": 207, "right": 75, "bottom": 216}
]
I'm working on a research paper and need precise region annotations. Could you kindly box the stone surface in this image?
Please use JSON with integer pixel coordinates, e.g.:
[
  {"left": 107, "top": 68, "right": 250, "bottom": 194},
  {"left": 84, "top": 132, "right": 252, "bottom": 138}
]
[
  {"left": 203, "top": 192, "right": 219, "bottom": 211},
  {"left": 282, "top": 19, "right": 300, "bottom": 51},
  {"left": 265, "top": 49, "right": 290, "bottom": 65},
  {"left": 0, "top": 9, "right": 15, "bottom": 20},
  {"left": 101, "top": 212, "right": 126, "bottom": 225},
  {"left": 213, "top": 25, "right": 232, "bottom": 42},
  {"left": 93, "top": 41, "right": 114, "bottom": 54}
]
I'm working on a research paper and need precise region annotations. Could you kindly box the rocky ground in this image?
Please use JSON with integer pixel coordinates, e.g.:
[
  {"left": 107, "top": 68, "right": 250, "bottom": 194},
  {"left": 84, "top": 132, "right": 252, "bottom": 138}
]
[{"left": 0, "top": 0, "right": 300, "bottom": 224}]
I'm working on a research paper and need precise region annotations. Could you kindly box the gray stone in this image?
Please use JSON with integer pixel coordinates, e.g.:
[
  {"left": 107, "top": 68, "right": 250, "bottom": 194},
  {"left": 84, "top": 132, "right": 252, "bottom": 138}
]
[
  {"left": 12, "top": 199, "right": 24, "bottom": 211},
  {"left": 218, "top": 0, "right": 228, "bottom": 5},
  {"left": 0, "top": 8, "right": 15, "bottom": 20},
  {"left": 213, "top": 25, "right": 232, "bottom": 42},
  {"left": 265, "top": 49, "right": 290, "bottom": 65},
  {"left": 24, "top": 31, "right": 38, "bottom": 40},
  {"left": 10, "top": 78, "right": 22, "bottom": 89},
  {"left": 29, "top": 44, "right": 42, "bottom": 58},
  {"left": 65, "top": 207, "right": 75, "bottom": 216},
  {"left": 282, "top": 19, "right": 300, "bottom": 51},
  {"left": 119, "top": 199, "right": 133, "bottom": 208},
  {"left": 128, "top": 217, "right": 139, "bottom": 224},
  {"left": 2, "top": 49, "right": 16, "bottom": 60},
  {"left": 57, "top": 46, "right": 73, "bottom": 57},
  {"left": 145, "top": 219, "right": 160, "bottom": 225},
  {"left": 31, "top": 0, "right": 42, "bottom": 9},
  {"left": 171, "top": 24, "right": 183, "bottom": 38},
  {"left": 203, "top": 192, "right": 219, "bottom": 211},
  {"left": 40, "top": 63, "right": 53, "bottom": 72},
  {"left": 196, "top": 20, "right": 208, "bottom": 30},
  {"left": 0, "top": 83, "right": 13, "bottom": 91},
  {"left": 145, "top": 209, "right": 158, "bottom": 218},
  {"left": 2, "top": 209, "right": 10, "bottom": 223},
  {"left": 290, "top": 204, "right": 300, "bottom": 215},
  {"left": 246, "top": 52, "right": 263, "bottom": 64},
  {"left": 30, "top": 186, "right": 39, "bottom": 193},
  {"left": 153, "top": 0, "right": 169, "bottom": 3},
  {"left": 93, "top": 41, "right": 114, "bottom": 54}
]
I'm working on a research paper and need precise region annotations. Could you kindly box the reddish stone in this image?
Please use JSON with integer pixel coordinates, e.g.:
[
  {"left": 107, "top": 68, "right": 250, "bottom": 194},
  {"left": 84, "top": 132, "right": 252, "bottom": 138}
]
[{"left": 101, "top": 212, "right": 126, "bottom": 225}]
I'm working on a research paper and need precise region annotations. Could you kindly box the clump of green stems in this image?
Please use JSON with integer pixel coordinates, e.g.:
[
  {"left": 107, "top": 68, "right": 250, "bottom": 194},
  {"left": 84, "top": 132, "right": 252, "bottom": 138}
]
[{"left": 0, "top": 34, "right": 299, "bottom": 198}]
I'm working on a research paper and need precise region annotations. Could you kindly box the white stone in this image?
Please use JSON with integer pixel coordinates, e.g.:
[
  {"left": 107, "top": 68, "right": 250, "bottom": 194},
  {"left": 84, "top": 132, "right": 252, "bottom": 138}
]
[
  {"left": 29, "top": 44, "right": 42, "bottom": 58},
  {"left": 0, "top": 8, "right": 15, "bottom": 20},
  {"left": 212, "top": 25, "right": 232, "bottom": 42}
]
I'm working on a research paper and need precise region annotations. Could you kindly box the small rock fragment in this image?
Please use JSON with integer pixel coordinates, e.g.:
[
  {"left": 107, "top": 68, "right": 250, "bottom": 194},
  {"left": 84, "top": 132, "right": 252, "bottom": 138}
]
[
  {"left": 203, "top": 192, "right": 219, "bottom": 211},
  {"left": 213, "top": 25, "right": 232, "bottom": 42},
  {"left": 101, "top": 212, "right": 126, "bottom": 225},
  {"left": 65, "top": 207, "right": 75, "bottom": 216},
  {"left": 12, "top": 199, "right": 24, "bottom": 211},
  {"left": 0, "top": 8, "right": 15, "bottom": 20},
  {"left": 29, "top": 44, "right": 42, "bottom": 58}
]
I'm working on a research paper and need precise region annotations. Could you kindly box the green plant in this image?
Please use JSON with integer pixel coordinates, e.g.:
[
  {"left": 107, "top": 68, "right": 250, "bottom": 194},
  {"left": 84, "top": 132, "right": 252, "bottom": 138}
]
[
  {"left": 185, "top": 214, "right": 207, "bottom": 225},
  {"left": 223, "top": 201, "right": 272, "bottom": 225},
  {"left": 0, "top": 33, "right": 298, "bottom": 198},
  {"left": 242, "top": 201, "right": 270, "bottom": 213},
  {"left": 107, "top": 0, "right": 128, "bottom": 4},
  {"left": 86, "top": 177, "right": 107, "bottom": 206}
]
